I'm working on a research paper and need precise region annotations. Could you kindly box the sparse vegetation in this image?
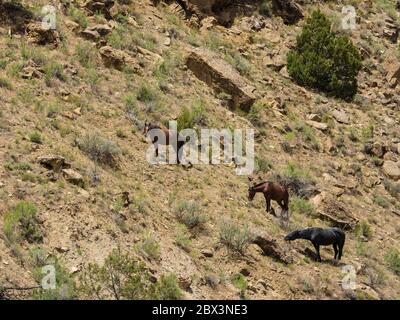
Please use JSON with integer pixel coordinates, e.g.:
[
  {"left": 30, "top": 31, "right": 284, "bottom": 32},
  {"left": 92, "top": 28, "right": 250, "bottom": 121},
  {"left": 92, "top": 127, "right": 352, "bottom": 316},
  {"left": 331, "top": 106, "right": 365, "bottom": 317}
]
[{"left": 79, "top": 249, "right": 182, "bottom": 300}]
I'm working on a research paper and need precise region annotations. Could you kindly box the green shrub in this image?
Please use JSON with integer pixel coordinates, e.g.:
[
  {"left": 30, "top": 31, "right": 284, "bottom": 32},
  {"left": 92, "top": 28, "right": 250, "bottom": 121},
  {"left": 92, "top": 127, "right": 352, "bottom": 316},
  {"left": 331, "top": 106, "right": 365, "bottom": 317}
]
[
  {"left": 355, "top": 220, "right": 373, "bottom": 239},
  {"left": 177, "top": 100, "right": 207, "bottom": 131},
  {"left": 289, "top": 197, "right": 316, "bottom": 216},
  {"left": 78, "top": 133, "right": 121, "bottom": 166},
  {"left": 175, "top": 225, "right": 192, "bottom": 252},
  {"left": 373, "top": 196, "right": 390, "bottom": 208},
  {"left": 385, "top": 248, "right": 400, "bottom": 276},
  {"left": 29, "top": 131, "right": 42, "bottom": 144},
  {"left": 3, "top": 201, "right": 43, "bottom": 244},
  {"left": 79, "top": 249, "right": 181, "bottom": 300},
  {"left": 219, "top": 221, "right": 254, "bottom": 255},
  {"left": 154, "top": 274, "right": 183, "bottom": 300},
  {"left": 383, "top": 179, "right": 400, "bottom": 198},
  {"left": 231, "top": 273, "right": 247, "bottom": 295},
  {"left": 141, "top": 235, "right": 161, "bottom": 260},
  {"left": 254, "top": 157, "right": 273, "bottom": 174},
  {"left": 287, "top": 10, "right": 362, "bottom": 100},
  {"left": 32, "top": 258, "right": 76, "bottom": 300},
  {"left": 174, "top": 201, "right": 207, "bottom": 229},
  {"left": 247, "top": 101, "right": 265, "bottom": 126}
]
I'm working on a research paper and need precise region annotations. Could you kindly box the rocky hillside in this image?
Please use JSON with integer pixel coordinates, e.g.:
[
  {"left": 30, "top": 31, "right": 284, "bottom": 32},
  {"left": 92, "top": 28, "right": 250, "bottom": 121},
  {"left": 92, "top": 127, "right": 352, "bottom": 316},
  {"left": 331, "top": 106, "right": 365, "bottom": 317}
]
[{"left": 0, "top": 0, "right": 399, "bottom": 300}]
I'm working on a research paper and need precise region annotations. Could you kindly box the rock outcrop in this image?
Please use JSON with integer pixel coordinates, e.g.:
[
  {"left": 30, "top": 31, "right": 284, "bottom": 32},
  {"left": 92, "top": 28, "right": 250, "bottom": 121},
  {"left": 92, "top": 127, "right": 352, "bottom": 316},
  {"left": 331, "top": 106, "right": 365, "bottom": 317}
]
[
  {"left": 26, "top": 22, "right": 60, "bottom": 46},
  {"left": 252, "top": 232, "right": 293, "bottom": 264},
  {"left": 38, "top": 155, "right": 71, "bottom": 172},
  {"left": 186, "top": 48, "right": 256, "bottom": 111},
  {"left": 99, "top": 46, "right": 141, "bottom": 72},
  {"left": 272, "top": 0, "right": 304, "bottom": 25}
]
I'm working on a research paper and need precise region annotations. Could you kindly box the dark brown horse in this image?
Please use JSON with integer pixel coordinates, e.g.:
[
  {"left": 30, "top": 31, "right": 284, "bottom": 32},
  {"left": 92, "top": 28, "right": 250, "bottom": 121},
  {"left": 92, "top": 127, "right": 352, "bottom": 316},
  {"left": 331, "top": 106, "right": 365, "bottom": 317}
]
[
  {"left": 143, "top": 121, "right": 186, "bottom": 164},
  {"left": 248, "top": 180, "right": 289, "bottom": 217}
]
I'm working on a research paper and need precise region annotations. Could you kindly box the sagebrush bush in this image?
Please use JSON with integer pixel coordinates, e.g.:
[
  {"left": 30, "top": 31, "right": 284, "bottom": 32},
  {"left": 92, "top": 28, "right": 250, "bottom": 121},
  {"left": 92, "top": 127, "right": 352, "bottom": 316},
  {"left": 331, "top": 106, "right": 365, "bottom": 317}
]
[
  {"left": 78, "top": 133, "right": 121, "bottom": 166},
  {"left": 287, "top": 10, "right": 362, "bottom": 100},
  {"left": 174, "top": 201, "right": 207, "bottom": 229},
  {"left": 219, "top": 221, "right": 254, "bottom": 255},
  {"left": 385, "top": 248, "right": 400, "bottom": 276},
  {"left": 289, "top": 197, "right": 316, "bottom": 217},
  {"left": 4, "top": 201, "right": 43, "bottom": 244},
  {"left": 177, "top": 100, "right": 207, "bottom": 131}
]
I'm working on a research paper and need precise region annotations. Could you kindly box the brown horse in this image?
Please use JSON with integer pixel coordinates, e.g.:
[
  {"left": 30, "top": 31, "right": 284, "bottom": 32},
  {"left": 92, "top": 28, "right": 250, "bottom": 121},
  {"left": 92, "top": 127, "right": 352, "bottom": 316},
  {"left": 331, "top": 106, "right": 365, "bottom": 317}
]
[
  {"left": 143, "top": 121, "right": 186, "bottom": 164},
  {"left": 248, "top": 180, "right": 289, "bottom": 218}
]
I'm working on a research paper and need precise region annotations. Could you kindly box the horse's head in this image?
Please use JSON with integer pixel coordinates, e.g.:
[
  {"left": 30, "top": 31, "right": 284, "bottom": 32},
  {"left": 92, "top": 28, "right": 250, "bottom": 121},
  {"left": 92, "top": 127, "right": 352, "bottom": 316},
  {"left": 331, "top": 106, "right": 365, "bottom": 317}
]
[
  {"left": 248, "top": 187, "right": 256, "bottom": 201},
  {"left": 284, "top": 230, "right": 300, "bottom": 241}
]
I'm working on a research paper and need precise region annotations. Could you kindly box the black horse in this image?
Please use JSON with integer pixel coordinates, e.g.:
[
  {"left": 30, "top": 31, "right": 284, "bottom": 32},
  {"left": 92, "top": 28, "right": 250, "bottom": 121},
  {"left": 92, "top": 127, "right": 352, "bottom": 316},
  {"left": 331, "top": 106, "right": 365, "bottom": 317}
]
[{"left": 284, "top": 227, "right": 345, "bottom": 262}]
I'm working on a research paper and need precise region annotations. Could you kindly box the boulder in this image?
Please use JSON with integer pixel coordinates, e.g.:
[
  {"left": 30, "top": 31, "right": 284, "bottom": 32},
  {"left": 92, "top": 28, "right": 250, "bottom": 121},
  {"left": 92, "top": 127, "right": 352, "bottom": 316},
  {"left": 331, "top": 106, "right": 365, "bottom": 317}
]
[
  {"left": 272, "top": 0, "right": 304, "bottom": 25},
  {"left": 62, "top": 168, "right": 84, "bottom": 187},
  {"left": 364, "top": 141, "right": 387, "bottom": 158},
  {"left": 26, "top": 22, "right": 60, "bottom": 46},
  {"left": 383, "top": 17, "right": 399, "bottom": 43},
  {"left": 382, "top": 161, "right": 400, "bottom": 180},
  {"left": 84, "top": 24, "right": 112, "bottom": 37},
  {"left": 252, "top": 232, "right": 293, "bottom": 264},
  {"left": 186, "top": 48, "right": 256, "bottom": 111},
  {"left": 306, "top": 120, "right": 328, "bottom": 132},
  {"left": 384, "top": 60, "right": 400, "bottom": 88},
  {"left": 310, "top": 192, "right": 358, "bottom": 230},
  {"left": 82, "top": 0, "right": 115, "bottom": 18},
  {"left": 38, "top": 155, "right": 71, "bottom": 172},
  {"left": 332, "top": 109, "right": 350, "bottom": 124},
  {"left": 99, "top": 46, "right": 141, "bottom": 72}
]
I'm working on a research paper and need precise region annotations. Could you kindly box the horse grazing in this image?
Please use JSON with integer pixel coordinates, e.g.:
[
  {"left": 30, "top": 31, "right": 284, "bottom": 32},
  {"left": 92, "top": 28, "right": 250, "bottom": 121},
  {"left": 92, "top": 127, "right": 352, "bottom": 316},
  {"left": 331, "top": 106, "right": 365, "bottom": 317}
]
[
  {"left": 284, "top": 227, "right": 345, "bottom": 262},
  {"left": 143, "top": 121, "right": 186, "bottom": 164},
  {"left": 248, "top": 180, "right": 289, "bottom": 217}
]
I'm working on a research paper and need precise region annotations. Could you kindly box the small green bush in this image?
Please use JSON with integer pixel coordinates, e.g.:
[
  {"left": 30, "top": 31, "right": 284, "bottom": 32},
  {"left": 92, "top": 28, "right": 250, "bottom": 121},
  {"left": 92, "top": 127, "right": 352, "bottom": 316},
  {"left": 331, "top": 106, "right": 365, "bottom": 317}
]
[
  {"left": 287, "top": 10, "right": 362, "bottom": 100},
  {"left": 254, "top": 157, "right": 273, "bottom": 174},
  {"left": 29, "top": 132, "right": 42, "bottom": 144},
  {"left": 177, "top": 100, "right": 207, "bottom": 131},
  {"left": 3, "top": 201, "right": 42, "bottom": 244},
  {"left": 174, "top": 201, "right": 207, "bottom": 229},
  {"left": 289, "top": 197, "right": 316, "bottom": 216},
  {"left": 373, "top": 196, "right": 390, "bottom": 208},
  {"left": 355, "top": 220, "right": 373, "bottom": 239},
  {"left": 154, "top": 274, "right": 183, "bottom": 300},
  {"left": 219, "top": 221, "right": 254, "bottom": 255},
  {"left": 32, "top": 258, "right": 76, "bottom": 300},
  {"left": 141, "top": 235, "right": 161, "bottom": 261},
  {"left": 385, "top": 248, "right": 400, "bottom": 276},
  {"left": 78, "top": 133, "right": 121, "bottom": 166}
]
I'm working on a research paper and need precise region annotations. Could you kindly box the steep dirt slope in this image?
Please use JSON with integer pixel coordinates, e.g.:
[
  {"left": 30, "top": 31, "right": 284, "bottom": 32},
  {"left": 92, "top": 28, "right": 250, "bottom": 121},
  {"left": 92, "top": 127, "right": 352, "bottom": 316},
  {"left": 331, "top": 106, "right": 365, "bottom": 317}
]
[{"left": 0, "top": 0, "right": 399, "bottom": 300}]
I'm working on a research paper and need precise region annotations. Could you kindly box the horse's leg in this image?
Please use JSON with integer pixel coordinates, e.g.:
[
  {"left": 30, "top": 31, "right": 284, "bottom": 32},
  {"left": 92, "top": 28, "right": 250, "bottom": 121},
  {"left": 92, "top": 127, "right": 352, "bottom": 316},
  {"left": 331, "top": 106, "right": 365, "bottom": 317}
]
[
  {"left": 312, "top": 242, "right": 321, "bottom": 262},
  {"left": 338, "top": 242, "right": 344, "bottom": 260},
  {"left": 264, "top": 194, "right": 273, "bottom": 215},
  {"left": 333, "top": 244, "right": 338, "bottom": 260}
]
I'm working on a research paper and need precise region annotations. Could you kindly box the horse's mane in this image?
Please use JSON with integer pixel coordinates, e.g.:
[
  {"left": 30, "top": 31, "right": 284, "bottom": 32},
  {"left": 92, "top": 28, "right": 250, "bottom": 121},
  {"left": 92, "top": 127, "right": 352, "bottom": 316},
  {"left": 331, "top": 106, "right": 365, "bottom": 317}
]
[{"left": 251, "top": 181, "right": 268, "bottom": 189}]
